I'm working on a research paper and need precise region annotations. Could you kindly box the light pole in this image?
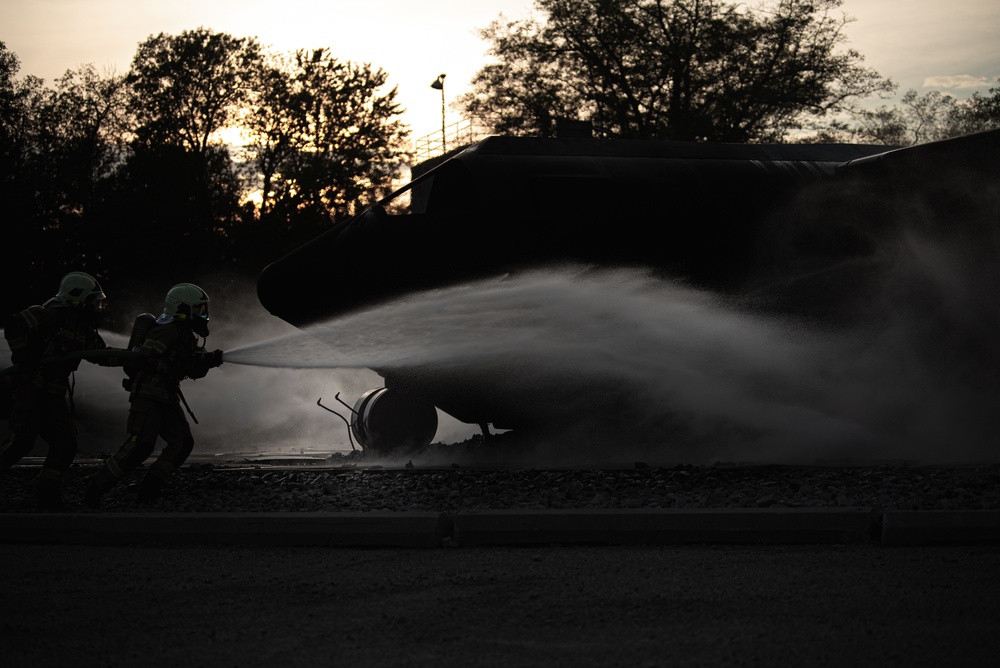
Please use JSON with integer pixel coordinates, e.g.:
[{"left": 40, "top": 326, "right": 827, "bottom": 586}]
[{"left": 430, "top": 73, "right": 446, "bottom": 153}]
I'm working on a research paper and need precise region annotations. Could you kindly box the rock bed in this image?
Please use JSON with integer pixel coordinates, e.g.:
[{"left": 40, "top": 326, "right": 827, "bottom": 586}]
[{"left": 2, "top": 457, "right": 998, "bottom": 513}]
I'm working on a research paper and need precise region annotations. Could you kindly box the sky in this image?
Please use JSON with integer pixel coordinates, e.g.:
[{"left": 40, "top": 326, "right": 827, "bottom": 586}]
[{"left": 3, "top": 0, "right": 999, "bottom": 144}]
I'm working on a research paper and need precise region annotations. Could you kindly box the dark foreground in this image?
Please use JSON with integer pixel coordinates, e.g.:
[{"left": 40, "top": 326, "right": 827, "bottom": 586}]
[
  {"left": 3, "top": 460, "right": 1000, "bottom": 667},
  {"left": 2, "top": 542, "right": 998, "bottom": 667}
]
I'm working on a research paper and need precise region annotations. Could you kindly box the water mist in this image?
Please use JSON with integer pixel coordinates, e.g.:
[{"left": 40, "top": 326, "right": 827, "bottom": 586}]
[
  {"left": 4, "top": 201, "right": 997, "bottom": 466},
  {"left": 223, "top": 252, "right": 999, "bottom": 465}
]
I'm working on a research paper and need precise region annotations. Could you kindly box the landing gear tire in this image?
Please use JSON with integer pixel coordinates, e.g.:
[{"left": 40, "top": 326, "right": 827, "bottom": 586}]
[{"left": 351, "top": 387, "right": 438, "bottom": 457}]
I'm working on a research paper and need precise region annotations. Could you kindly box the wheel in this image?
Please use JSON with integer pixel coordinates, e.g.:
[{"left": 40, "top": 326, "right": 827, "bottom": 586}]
[{"left": 350, "top": 387, "right": 438, "bottom": 456}]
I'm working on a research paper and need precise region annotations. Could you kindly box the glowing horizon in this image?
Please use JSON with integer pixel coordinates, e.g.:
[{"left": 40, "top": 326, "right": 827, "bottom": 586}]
[{"left": 3, "top": 0, "right": 998, "bottom": 142}]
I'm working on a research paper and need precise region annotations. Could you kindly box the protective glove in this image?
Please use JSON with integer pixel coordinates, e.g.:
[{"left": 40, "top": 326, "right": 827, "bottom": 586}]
[{"left": 187, "top": 350, "right": 223, "bottom": 379}]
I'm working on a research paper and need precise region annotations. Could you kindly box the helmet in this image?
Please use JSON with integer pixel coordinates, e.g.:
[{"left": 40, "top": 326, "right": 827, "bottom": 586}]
[
  {"left": 163, "top": 283, "right": 210, "bottom": 334},
  {"left": 56, "top": 272, "right": 106, "bottom": 310}
]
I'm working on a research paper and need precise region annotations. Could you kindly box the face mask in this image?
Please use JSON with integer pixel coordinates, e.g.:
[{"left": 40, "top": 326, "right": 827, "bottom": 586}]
[{"left": 191, "top": 317, "right": 210, "bottom": 338}]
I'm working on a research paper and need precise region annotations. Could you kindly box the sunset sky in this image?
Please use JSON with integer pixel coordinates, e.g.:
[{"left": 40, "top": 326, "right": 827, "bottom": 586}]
[{"left": 3, "top": 0, "right": 998, "bottom": 142}]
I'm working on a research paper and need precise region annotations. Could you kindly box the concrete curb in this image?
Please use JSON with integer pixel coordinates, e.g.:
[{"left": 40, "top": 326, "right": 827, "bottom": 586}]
[
  {"left": 1, "top": 510, "right": 999, "bottom": 547},
  {"left": 451, "top": 508, "right": 876, "bottom": 546},
  {"left": 0, "top": 512, "right": 451, "bottom": 548},
  {"left": 881, "top": 510, "right": 1000, "bottom": 546}
]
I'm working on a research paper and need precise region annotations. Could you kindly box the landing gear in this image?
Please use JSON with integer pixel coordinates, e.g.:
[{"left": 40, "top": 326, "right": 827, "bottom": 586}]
[{"left": 349, "top": 388, "right": 438, "bottom": 457}]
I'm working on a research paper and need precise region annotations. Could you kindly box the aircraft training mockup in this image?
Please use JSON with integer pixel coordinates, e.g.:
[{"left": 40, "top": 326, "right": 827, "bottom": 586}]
[{"left": 257, "top": 130, "right": 1000, "bottom": 456}]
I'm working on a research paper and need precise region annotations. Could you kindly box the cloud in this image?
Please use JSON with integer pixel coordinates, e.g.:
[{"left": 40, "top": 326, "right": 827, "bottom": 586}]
[{"left": 923, "top": 75, "right": 992, "bottom": 90}]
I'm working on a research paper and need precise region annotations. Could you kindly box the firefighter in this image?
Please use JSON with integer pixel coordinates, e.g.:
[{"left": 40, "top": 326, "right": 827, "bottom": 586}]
[
  {"left": 85, "top": 283, "right": 222, "bottom": 507},
  {"left": 0, "top": 272, "right": 124, "bottom": 509}
]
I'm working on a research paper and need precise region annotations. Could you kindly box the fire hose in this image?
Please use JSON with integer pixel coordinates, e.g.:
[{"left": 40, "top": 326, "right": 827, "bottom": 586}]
[{"left": 0, "top": 349, "right": 140, "bottom": 379}]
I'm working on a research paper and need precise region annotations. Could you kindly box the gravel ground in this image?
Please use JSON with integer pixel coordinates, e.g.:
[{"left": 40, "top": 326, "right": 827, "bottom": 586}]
[{"left": 2, "top": 446, "right": 998, "bottom": 513}]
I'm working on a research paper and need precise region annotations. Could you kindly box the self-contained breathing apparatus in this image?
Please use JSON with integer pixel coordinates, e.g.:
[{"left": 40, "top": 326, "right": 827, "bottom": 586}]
[
  {"left": 120, "top": 307, "right": 222, "bottom": 424},
  {"left": 121, "top": 312, "right": 156, "bottom": 393}
]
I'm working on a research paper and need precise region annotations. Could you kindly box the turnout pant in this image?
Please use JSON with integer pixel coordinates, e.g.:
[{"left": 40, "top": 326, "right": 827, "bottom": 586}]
[
  {"left": 89, "top": 396, "right": 194, "bottom": 495},
  {"left": 0, "top": 382, "right": 77, "bottom": 487}
]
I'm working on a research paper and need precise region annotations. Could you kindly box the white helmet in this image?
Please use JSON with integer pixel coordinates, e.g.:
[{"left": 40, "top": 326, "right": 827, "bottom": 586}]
[
  {"left": 163, "top": 283, "right": 210, "bottom": 322},
  {"left": 56, "top": 272, "right": 106, "bottom": 310}
]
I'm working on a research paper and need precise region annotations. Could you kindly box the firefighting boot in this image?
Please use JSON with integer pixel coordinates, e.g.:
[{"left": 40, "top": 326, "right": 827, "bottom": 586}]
[
  {"left": 138, "top": 458, "right": 177, "bottom": 504},
  {"left": 0, "top": 435, "right": 23, "bottom": 473},
  {"left": 84, "top": 468, "right": 116, "bottom": 509},
  {"left": 83, "top": 483, "right": 103, "bottom": 509},
  {"left": 35, "top": 474, "right": 64, "bottom": 511},
  {"left": 137, "top": 473, "right": 165, "bottom": 505}
]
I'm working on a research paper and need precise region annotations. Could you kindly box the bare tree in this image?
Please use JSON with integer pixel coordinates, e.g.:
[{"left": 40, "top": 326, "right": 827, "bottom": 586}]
[
  {"left": 850, "top": 82, "right": 1000, "bottom": 146},
  {"left": 944, "top": 79, "right": 1000, "bottom": 138}
]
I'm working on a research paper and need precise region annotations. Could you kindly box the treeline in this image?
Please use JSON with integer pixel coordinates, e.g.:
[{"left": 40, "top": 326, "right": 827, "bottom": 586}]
[
  {"left": 459, "top": 0, "right": 999, "bottom": 144},
  {"left": 1, "top": 30, "right": 410, "bottom": 324},
  {"left": 4, "top": 1, "right": 999, "bottom": 325}
]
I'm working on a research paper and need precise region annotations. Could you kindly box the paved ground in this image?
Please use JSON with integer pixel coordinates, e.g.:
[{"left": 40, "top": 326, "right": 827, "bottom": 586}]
[
  {"left": 3, "top": 460, "right": 999, "bottom": 665},
  {"left": 2, "top": 542, "right": 999, "bottom": 667}
]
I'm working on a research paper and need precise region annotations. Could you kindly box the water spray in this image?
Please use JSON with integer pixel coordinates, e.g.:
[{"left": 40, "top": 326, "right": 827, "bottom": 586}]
[
  {"left": 6, "top": 252, "right": 996, "bottom": 465},
  {"left": 220, "top": 262, "right": 1000, "bottom": 464}
]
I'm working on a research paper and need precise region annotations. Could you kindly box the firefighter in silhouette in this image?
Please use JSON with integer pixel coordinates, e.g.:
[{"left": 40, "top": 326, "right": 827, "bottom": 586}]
[
  {"left": 85, "top": 283, "right": 222, "bottom": 507},
  {"left": 0, "top": 272, "right": 124, "bottom": 509}
]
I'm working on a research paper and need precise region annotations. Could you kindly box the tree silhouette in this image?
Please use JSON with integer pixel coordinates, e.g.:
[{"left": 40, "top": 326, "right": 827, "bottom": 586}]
[
  {"left": 0, "top": 33, "right": 410, "bottom": 321},
  {"left": 127, "top": 28, "right": 262, "bottom": 153},
  {"left": 460, "top": 0, "right": 894, "bottom": 142}
]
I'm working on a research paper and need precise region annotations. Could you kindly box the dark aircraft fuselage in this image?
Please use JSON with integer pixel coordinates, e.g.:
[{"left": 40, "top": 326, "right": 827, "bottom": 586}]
[{"left": 257, "top": 131, "right": 1000, "bottom": 436}]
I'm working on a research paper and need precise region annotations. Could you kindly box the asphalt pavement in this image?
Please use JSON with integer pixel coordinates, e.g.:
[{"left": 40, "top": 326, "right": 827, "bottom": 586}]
[
  {"left": 2, "top": 541, "right": 998, "bottom": 667},
  {"left": 4, "top": 459, "right": 1000, "bottom": 667}
]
